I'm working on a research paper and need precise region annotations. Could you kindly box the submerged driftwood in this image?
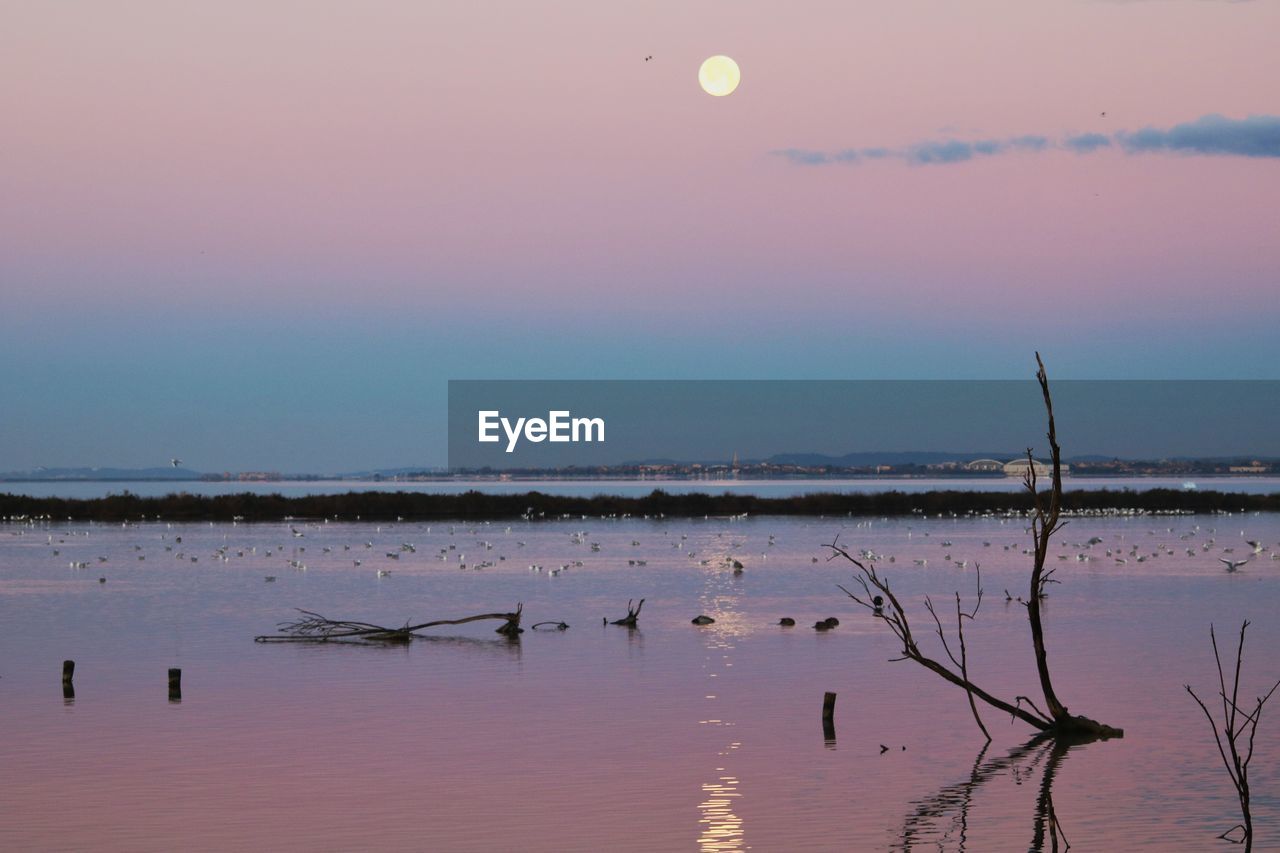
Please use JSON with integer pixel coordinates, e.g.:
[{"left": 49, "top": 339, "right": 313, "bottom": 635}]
[
  {"left": 254, "top": 604, "right": 524, "bottom": 643},
  {"left": 607, "top": 599, "right": 645, "bottom": 627}
]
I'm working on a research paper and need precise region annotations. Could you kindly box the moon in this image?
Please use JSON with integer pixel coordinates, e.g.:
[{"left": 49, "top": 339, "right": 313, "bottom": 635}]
[{"left": 698, "top": 55, "right": 740, "bottom": 97}]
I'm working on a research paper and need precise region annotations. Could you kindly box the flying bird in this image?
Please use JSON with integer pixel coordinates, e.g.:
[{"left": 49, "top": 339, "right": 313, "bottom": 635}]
[
  {"left": 1220, "top": 558, "right": 1250, "bottom": 572},
  {"left": 170, "top": 458, "right": 182, "bottom": 467}
]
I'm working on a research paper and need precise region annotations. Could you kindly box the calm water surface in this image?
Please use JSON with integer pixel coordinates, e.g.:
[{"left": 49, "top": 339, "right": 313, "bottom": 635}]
[{"left": 3, "top": 512, "right": 1279, "bottom": 851}]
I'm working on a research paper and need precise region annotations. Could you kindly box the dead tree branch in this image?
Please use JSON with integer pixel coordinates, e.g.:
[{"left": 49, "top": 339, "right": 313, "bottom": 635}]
[
  {"left": 1027, "top": 352, "right": 1068, "bottom": 721},
  {"left": 829, "top": 354, "right": 1122, "bottom": 740},
  {"left": 608, "top": 598, "right": 646, "bottom": 627},
  {"left": 834, "top": 544, "right": 1047, "bottom": 731},
  {"left": 920, "top": 565, "right": 990, "bottom": 742},
  {"left": 1186, "top": 621, "right": 1280, "bottom": 850},
  {"left": 255, "top": 604, "right": 524, "bottom": 642}
]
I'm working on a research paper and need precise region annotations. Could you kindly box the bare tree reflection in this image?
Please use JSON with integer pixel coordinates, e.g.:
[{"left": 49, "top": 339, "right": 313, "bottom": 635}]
[
  {"left": 898, "top": 732, "right": 1101, "bottom": 851},
  {"left": 1029, "top": 735, "right": 1073, "bottom": 851}
]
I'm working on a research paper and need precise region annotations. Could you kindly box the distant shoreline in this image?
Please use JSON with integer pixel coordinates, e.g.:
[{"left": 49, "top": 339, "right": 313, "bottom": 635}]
[
  {"left": 0, "top": 474, "right": 1273, "bottom": 483},
  {"left": 2, "top": 488, "right": 1277, "bottom": 522},
  {"left": 2, "top": 471, "right": 1276, "bottom": 485}
]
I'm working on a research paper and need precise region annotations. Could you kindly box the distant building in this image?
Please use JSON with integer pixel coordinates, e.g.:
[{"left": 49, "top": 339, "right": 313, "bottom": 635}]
[
  {"left": 966, "top": 459, "right": 1004, "bottom": 472},
  {"left": 1002, "top": 459, "right": 1069, "bottom": 478}
]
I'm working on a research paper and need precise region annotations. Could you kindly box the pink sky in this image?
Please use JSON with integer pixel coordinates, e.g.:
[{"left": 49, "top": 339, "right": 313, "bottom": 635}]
[
  {"left": 1, "top": 0, "right": 1278, "bottom": 467},
  {"left": 5, "top": 0, "right": 1277, "bottom": 313}
]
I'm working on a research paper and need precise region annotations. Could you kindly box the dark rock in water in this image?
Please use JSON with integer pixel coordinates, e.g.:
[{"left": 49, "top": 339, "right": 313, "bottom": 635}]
[
  {"left": 691, "top": 615, "right": 715, "bottom": 625},
  {"left": 779, "top": 617, "right": 796, "bottom": 626},
  {"left": 823, "top": 617, "right": 840, "bottom": 627},
  {"left": 814, "top": 620, "right": 832, "bottom": 631},
  {"left": 731, "top": 559, "right": 744, "bottom": 571}
]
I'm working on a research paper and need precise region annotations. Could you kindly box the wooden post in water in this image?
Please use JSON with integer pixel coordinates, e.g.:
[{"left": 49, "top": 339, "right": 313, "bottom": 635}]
[
  {"left": 62, "top": 660, "right": 75, "bottom": 701},
  {"left": 822, "top": 691, "right": 837, "bottom": 742},
  {"left": 168, "top": 668, "right": 182, "bottom": 702}
]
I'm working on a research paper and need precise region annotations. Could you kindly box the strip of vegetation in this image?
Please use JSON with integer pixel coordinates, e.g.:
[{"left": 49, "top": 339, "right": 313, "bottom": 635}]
[{"left": 1, "top": 488, "right": 1277, "bottom": 522}]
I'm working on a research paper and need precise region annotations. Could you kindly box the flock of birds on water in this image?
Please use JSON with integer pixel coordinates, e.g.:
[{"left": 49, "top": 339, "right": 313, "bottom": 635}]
[{"left": 2, "top": 509, "right": 1277, "bottom": 609}]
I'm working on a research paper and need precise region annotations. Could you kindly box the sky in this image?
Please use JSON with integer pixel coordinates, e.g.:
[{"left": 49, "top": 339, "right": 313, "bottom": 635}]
[{"left": 1, "top": 0, "right": 1278, "bottom": 472}]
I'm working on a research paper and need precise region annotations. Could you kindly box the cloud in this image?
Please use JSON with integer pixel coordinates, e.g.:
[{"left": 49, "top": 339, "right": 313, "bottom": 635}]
[
  {"left": 1118, "top": 114, "right": 1280, "bottom": 158},
  {"left": 908, "top": 140, "right": 991, "bottom": 164},
  {"left": 773, "top": 114, "right": 1280, "bottom": 167},
  {"left": 772, "top": 148, "right": 831, "bottom": 165},
  {"left": 1010, "top": 135, "right": 1050, "bottom": 151},
  {"left": 771, "top": 147, "right": 873, "bottom": 165},
  {"left": 1064, "top": 132, "right": 1112, "bottom": 153}
]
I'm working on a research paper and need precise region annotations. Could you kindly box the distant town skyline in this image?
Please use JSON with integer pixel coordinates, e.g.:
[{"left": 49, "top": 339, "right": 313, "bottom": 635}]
[
  {"left": 5, "top": 451, "right": 1278, "bottom": 484},
  {"left": 3, "top": 1, "right": 1279, "bottom": 471}
]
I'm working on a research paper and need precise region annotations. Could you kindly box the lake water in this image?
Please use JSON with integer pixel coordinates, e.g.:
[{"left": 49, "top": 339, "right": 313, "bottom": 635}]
[
  {"left": 3, "top": 512, "right": 1279, "bottom": 851},
  {"left": 5, "top": 475, "right": 1280, "bottom": 499}
]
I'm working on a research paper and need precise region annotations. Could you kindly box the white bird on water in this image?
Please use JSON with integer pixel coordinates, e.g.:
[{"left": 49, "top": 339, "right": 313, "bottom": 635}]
[{"left": 1220, "top": 558, "right": 1250, "bottom": 573}]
